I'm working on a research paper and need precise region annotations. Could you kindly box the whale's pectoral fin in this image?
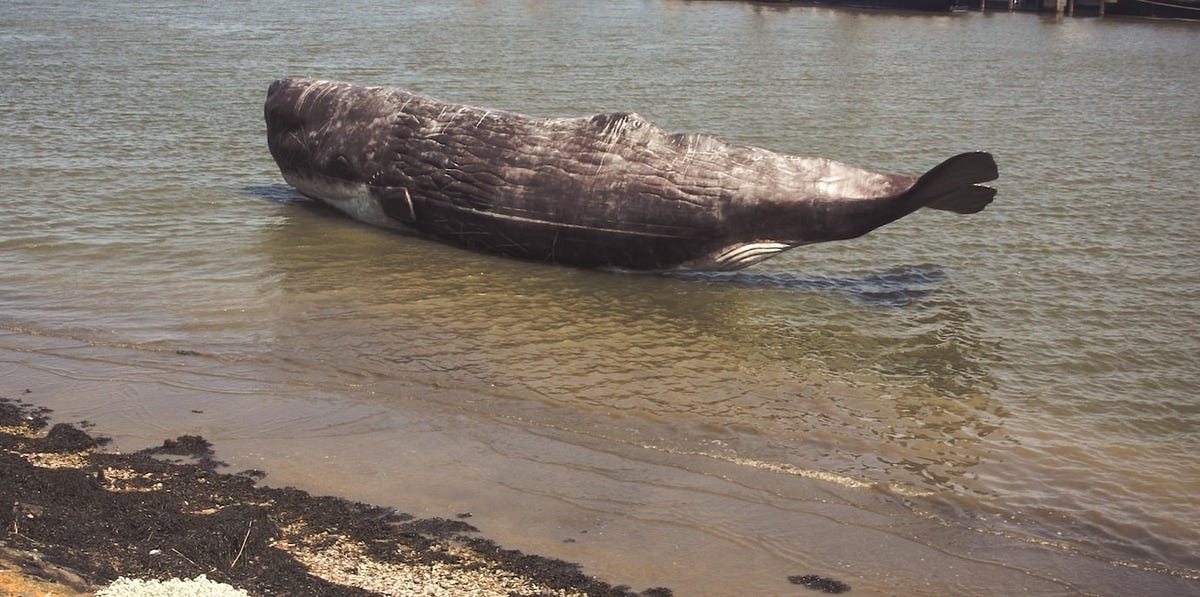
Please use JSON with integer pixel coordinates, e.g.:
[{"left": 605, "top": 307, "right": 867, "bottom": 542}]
[
  {"left": 909, "top": 152, "right": 998, "bottom": 215},
  {"left": 374, "top": 186, "right": 417, "bottom": 224}
]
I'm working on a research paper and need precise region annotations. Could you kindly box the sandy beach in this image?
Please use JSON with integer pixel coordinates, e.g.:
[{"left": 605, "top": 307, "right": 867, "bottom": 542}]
[{"left": 0, "top": 395, "right": 693, "bottom": 597}]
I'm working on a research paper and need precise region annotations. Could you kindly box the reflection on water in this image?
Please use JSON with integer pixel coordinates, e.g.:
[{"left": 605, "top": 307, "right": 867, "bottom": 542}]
[
  {"left": 673, "top": 263, "right": 948, "bottom": 306},
  {"left": 242, "top": 184, "right": 310, "bottom": 204}
]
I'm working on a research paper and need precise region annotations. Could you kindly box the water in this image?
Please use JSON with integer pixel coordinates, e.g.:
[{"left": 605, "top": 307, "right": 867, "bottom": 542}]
[{"left": 2, "top": 1, "right": 1198, "bottom": 594}]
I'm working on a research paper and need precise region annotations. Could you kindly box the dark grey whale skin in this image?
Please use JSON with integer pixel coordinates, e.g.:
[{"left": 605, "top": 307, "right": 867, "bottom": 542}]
[{"left": 264, "top": 78, "right": 997, "bottom": 271}]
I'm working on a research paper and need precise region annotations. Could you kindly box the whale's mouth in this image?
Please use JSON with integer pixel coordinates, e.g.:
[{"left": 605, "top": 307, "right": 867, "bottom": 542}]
[
  {"left": 280, "top": 171, "right": 408, "bottom": 231},
  {"left": 679, "top": 242, "right": 794, "bottom": 272}
]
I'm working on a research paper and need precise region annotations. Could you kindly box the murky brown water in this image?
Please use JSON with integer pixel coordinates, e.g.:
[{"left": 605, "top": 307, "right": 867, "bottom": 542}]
[{"left": 2, "top": 1, "right": 1198, "bottom": 594}]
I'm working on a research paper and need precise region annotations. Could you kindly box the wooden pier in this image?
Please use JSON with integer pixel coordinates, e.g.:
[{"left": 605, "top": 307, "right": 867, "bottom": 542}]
[
  {"left": 977, "top": 0, "right": 1110, "bottom": 15},
  {"left": 759, "top": 0, "right": 1200, "bottom": 18}
]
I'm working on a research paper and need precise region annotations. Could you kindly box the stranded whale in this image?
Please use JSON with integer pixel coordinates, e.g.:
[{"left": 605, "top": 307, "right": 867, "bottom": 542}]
[{"left": 264, "top": 78, "right": 997, "bottom": 271}]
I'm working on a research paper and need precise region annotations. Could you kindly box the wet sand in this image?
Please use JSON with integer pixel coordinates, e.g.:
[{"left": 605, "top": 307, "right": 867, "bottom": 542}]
[{"left": 0, "top": 395, "right": 685, "bottom": 596}]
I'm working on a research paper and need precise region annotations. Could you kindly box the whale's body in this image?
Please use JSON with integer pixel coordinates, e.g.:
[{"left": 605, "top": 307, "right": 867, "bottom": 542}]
[{"left": 264, "top": 78, "right": 997, "bottom": 271}]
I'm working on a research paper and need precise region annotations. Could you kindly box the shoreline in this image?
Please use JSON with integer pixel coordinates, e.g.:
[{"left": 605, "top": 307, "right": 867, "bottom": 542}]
[
  {"left": 3, "top": 344, "right": 1197, "bottom": 595},
  {"left": 0, "top": 395, "right": 680, "bottom": 597}
]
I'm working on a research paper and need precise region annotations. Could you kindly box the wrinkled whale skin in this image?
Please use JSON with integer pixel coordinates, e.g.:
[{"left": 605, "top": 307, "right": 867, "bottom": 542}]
[{"left": 265, "top": 78, "right": 997, "bottom": 271}]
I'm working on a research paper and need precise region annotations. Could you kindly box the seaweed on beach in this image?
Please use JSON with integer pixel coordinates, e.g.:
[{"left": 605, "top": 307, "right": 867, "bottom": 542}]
[
  {"left": 0, "top": 396, "right": 672, "bottom": 596},
  {"left": 789, "top": 573, "right": 852, "bottom": 593}
]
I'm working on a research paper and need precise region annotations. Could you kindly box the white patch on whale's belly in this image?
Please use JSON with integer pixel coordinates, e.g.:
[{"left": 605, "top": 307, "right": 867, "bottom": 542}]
[
  {"left": 678, "top": 242, "right": 794, "bottom": 272},
  {"left": 281, "top": 172, "right": 404, "bottom": 230}
]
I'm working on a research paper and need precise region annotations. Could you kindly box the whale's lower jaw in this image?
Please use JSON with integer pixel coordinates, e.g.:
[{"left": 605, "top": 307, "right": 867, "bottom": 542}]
[
  {"left": 281, "top": 171, "right": 409, "bottom": 230},
  {"left": 678, "top": 242, "right": 796, "bottom": 272}
]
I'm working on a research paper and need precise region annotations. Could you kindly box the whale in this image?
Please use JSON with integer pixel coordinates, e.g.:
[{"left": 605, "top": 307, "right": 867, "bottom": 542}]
[{"left": 264, "top": 78, "right": 997, "bottom": 271}]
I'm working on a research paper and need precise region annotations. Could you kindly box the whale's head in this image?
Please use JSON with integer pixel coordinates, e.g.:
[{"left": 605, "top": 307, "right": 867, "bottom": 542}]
[
  {"left": 265, "top": 79, "right": 414, "bottom": 230},
  {"left": 266, "top": 78, "right": 357, "bottom": 178}
]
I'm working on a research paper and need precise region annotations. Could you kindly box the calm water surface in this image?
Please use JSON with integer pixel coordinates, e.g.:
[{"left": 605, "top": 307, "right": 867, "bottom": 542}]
[{"left": 2, "top": 1, "right": 1198, "bottom": 595}]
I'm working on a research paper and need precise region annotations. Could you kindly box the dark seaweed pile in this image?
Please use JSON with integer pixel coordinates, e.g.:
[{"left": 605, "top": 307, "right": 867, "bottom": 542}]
[{"left": 1, "top": 396, "right": 672, "bottom": 596}]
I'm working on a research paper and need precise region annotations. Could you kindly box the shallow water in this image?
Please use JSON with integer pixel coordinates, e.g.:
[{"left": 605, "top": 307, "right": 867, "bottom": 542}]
[{"left": 2, "top": 1, "right": 1198, "bottom": 594}]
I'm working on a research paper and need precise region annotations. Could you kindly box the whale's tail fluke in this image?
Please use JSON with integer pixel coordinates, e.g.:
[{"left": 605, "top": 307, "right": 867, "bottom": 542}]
[{"left": 908, "top": 152, "right": 998, "bottom": 215}]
